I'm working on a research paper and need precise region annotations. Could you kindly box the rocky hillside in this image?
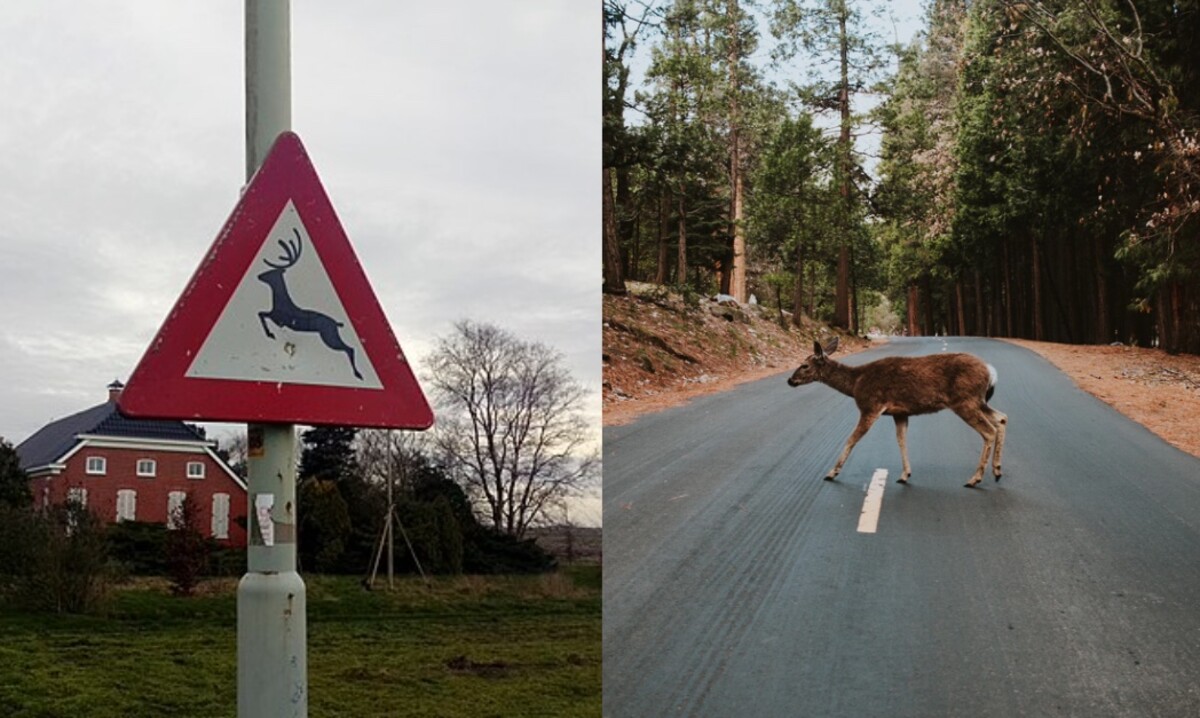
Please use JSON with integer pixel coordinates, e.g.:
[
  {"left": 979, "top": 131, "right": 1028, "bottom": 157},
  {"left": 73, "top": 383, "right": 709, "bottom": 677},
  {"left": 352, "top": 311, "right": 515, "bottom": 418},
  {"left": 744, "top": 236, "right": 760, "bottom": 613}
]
[{"left": 603, "top": 282, "right": 869, "bottom": 425}]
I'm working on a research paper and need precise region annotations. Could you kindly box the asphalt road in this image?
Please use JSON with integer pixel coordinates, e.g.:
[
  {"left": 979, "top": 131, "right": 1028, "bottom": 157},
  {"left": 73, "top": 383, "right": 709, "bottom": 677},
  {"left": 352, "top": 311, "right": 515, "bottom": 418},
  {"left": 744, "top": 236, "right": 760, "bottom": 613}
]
[{"left": 603, "top": 337, "right": 1200, "bottom": 717}]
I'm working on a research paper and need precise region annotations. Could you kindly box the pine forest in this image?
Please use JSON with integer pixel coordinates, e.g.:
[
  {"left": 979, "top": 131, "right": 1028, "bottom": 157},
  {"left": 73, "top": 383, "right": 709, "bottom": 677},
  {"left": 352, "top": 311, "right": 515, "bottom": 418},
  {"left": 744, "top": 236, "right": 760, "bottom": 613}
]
[{"left": 603, "top": 0, "right": 1200, "bottom": 353}]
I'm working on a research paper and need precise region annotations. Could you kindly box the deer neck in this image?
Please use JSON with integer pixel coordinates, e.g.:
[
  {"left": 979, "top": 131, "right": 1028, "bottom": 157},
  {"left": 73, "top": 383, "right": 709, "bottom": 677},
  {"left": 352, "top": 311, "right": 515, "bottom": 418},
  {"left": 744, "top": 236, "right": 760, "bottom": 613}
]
[{"left": 818, "top": 360, "right": 860, "bottom": 398}]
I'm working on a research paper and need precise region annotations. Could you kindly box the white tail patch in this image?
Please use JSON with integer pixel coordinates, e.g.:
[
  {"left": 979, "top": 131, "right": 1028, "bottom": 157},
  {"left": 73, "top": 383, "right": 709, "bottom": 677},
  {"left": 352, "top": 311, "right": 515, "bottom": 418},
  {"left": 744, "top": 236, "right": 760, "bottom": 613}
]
[{"left": 987, "top": 363, "right": 998, "bottom": 389}]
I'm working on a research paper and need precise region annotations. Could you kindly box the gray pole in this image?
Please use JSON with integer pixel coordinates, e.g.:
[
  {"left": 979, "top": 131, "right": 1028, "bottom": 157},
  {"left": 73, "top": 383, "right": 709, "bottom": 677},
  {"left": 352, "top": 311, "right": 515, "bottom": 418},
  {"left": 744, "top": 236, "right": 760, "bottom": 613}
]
[
  {"left": 238, "top": 2, "right": 307, "bottom": 717},
  {"left": 387, "top": 440, "right": 395, "bottom": 588}
]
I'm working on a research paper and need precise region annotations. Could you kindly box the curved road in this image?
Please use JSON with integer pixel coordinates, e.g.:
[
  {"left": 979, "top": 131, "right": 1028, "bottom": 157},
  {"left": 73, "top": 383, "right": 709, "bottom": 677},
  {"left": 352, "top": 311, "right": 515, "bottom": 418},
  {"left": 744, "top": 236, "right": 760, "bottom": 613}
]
[{"left": 603, "top": 337, "right": 1200, "bottom": 717}]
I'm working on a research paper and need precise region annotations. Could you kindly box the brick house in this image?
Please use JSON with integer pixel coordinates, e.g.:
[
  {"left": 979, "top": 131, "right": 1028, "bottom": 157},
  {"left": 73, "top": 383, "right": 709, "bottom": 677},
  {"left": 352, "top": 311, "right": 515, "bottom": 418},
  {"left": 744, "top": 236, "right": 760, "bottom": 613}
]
[{"left": 16, "top": 381, "right": 248, "bottom": 547}]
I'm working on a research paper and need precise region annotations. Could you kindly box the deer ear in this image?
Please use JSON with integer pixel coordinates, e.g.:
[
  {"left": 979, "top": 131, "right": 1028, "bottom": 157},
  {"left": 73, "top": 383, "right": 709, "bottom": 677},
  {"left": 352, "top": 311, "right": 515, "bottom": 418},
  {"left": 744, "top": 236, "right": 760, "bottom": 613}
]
[
  {"left": 824, "top": 336, "right": 840, "bottom": 355},
  {"left": 812, "top": 340, "right": 824, "bottom": 357}
]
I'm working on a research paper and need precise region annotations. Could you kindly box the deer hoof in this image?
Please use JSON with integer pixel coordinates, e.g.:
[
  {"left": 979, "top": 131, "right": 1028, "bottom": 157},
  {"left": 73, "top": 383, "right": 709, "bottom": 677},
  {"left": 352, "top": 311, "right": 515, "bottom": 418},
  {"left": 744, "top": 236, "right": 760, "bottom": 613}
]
[
  {"left": 823, "top": 475, "right": 836, "bottom": 482},
  {"left": 964, "top": 480, "right": 980, "bottom": 488},
  {"left": 994, "top": 473, "right": 1002, "bottom": 482},
  {"left": 897, "top": 477, "right": 908, "bottom": 485}
]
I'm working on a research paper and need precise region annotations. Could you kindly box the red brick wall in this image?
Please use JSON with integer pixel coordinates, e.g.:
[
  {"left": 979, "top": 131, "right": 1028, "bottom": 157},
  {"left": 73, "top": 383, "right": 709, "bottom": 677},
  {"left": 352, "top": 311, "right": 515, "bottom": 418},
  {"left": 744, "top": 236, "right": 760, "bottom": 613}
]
[{"left": 33, "top": 444, "right": 247, "bottom": 547}]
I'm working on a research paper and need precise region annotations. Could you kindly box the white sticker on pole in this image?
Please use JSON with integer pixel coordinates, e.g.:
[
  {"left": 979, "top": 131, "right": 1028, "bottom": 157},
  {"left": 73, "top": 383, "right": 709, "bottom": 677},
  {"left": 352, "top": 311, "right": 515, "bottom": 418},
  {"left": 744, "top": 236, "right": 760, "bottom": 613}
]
[{"left": 256, "top": 493, "right": 276, "bottom": 546}]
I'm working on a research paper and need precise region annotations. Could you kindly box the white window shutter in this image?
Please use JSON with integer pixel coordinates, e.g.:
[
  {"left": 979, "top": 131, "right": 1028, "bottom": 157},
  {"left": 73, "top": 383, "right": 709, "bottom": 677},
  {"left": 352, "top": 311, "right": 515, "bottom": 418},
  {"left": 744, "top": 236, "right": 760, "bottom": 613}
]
[
  {"left": 211, "top": 493, "right": 230, "bottom": 539},
  {"left": 167, "top": 491, "right": 186, "bottom": 529},
  {"left": 116, "top": 489, "right": 137, "bottom": 522},
  {"left": 67, "top": 487, "right": 88, "bottom": 507}
]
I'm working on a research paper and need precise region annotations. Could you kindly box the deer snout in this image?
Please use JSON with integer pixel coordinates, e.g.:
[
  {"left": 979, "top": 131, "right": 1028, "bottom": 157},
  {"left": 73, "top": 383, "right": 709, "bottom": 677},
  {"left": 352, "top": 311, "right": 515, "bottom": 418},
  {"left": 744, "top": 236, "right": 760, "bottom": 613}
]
[{"left": 787, "top": 376, "right": 801, "bottom": 387}]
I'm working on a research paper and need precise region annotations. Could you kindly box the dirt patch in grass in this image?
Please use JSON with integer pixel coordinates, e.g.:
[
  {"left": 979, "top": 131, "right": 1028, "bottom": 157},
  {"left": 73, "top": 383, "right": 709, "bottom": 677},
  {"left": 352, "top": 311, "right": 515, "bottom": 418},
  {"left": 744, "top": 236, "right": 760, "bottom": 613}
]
[{"left": 445, "top": 654, "right": 513, "bottom": 678}]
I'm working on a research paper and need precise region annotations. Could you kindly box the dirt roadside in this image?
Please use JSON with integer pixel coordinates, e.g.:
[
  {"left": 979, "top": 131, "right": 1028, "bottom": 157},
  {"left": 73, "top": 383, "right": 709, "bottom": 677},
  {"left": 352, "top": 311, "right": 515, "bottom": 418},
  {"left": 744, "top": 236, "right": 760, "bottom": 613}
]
[{"left": 1003, "top": 338, "right": 1200, "bottom": 459}]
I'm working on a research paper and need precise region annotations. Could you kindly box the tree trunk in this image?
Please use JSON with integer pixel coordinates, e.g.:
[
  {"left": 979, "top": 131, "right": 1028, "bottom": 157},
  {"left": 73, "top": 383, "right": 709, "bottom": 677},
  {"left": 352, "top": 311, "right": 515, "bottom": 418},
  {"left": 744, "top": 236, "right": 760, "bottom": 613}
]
[
  {"left": 655, "top": 189, "right": 670, "bottom": 285},
  {"left": 791, "top": 240, "right": 805, "bottom": 328},
  {"left": 602, "top": 166, "right": 626, "bottom": 295},
  {"left": 616, "top": 167, "right": 634, "bottom": 250},
  {"left": 1003, "top": 239, "right": 1013, "bottom": 337},
  {"left": 1031, "top": 235, "right": 1044, "bottom": 341},
  {"left": 923, "top": 275, "right": 935, "bottom": 336},
  {"left": 676, "top": 191, "right": 688, "bottom": 286},
  {"left": 907, "top": 284, "right": 920, "bottom": 336},
  {"left": 973, "top": 271, "right": 984, "bottom": 336},
  {"left": 1094, "top": 237, "right": 1109, "bottom": 344},
  {"left": 726, "top": 0, "right": 747, "bottom": 303},
  {"left": 955, "top": 279, "right": 967, "bottom": 337},
  {"left": 833, "top": 2, "right": 853, "bottom": 331}
]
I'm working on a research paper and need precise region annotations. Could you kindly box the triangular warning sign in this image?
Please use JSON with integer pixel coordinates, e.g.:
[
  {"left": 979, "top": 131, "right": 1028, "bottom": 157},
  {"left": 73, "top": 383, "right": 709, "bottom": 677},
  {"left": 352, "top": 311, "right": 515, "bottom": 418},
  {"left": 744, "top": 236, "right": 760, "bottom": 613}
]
[{"left": 120, "top": 132, "right": 433, "bottom": 429}]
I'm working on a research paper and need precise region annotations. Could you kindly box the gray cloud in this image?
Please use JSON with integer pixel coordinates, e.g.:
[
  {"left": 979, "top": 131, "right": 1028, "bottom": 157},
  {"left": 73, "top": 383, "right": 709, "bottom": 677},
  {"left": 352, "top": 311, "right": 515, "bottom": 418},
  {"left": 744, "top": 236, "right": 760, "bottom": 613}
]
[{"left": 0, "top": 2, "right": 598, "bottom": 460}]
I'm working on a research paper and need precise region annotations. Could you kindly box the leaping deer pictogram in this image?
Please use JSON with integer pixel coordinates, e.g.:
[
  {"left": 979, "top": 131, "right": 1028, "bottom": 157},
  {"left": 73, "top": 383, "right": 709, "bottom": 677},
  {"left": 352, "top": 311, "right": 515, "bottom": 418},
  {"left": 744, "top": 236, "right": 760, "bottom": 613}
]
[{"left": 257, "top": 228, "right": 364, "bottom": 380}]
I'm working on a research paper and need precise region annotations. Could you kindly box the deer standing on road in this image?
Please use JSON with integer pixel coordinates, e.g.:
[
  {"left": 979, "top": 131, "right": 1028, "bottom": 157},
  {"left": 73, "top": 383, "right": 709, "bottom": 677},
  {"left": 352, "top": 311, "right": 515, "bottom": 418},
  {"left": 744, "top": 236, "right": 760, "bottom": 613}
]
[
  {"left": 787, "top": 337, "right": 1007, "bottom": 487},
  {"left": 257, "top": 229, "right": 364, "bottom": 380}
]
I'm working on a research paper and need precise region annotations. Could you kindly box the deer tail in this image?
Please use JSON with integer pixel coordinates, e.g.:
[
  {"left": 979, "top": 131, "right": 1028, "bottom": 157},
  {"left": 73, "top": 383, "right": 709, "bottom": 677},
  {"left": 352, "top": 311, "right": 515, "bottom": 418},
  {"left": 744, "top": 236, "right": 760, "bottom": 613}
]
[{"left": 985, "top": 363, "right": 998, "bottom": 402}]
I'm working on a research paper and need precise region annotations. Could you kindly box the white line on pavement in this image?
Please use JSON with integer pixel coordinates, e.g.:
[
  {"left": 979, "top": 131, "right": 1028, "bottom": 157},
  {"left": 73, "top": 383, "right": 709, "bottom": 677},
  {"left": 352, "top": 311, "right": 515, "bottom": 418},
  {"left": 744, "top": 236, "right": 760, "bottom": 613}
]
[{"left": 857, "top": 468, "right": 889, "bottom": 534}]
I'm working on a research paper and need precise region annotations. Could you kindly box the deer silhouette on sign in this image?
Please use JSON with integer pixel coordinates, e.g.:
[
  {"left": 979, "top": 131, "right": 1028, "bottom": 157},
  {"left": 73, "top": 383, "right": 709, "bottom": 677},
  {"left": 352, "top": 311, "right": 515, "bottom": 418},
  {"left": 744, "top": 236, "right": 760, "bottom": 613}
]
[{"left": 256, "top": 228, "right": 364, "bottom": 380}]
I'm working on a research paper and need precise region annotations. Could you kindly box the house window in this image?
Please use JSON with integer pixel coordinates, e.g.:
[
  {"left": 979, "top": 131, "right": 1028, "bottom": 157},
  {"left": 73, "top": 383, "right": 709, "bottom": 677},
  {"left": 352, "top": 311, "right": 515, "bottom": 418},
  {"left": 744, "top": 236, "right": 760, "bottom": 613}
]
[
  {"left": 211, "top": 493, "right": 230, "bottom": 539},
  {"left": 116, "top": 489, "right": 137, "bottom": 522},
  {"left": 136, "top": 459, "right": 157, "bottom": 477},
  {"left": 187, "top": 461, "right": 206, "bottom": 480},
  {"left": 85, "top": 456, "right": 106, "bottom": 475},
  {"left": 167, "top": 491, "right": 187, "bottom": 530}
]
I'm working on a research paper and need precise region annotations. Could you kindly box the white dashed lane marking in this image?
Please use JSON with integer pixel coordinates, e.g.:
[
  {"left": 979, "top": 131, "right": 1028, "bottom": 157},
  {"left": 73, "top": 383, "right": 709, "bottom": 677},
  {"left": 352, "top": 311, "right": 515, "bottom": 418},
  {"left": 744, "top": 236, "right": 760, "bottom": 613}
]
[{"left": 857, "top": 468, "right": 889, "bottom": 534}]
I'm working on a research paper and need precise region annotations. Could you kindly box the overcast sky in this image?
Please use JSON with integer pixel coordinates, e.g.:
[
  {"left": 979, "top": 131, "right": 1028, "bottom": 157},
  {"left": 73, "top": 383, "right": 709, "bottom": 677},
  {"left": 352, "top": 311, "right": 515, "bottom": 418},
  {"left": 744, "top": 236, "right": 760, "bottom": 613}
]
[{"left": 0, "top": 3, "right": 599, "bottom": 520}]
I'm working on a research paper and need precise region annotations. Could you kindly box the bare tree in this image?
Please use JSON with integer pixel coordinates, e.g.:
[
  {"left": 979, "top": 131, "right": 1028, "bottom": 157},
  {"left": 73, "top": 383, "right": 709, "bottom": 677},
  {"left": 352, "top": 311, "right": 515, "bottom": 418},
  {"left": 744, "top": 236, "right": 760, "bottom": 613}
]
[
  {"left": 356, "top": 429, "right": 430, "bottom": 494},
  {"left": 217, "top": 431, "right": 249, "bottom": 480},
  {"left": 427, "top": 321, "right": 599, "bottom": 539}
]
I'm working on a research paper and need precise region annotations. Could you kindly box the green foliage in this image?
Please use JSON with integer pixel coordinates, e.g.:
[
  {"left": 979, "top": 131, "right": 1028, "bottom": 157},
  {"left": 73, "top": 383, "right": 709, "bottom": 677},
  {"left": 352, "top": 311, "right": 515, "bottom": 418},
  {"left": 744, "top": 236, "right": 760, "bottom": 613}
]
[
  {"left": 463, "top": 529, "right": 557, "bottom": 576},
  {"left": 300, "top": 427, "right": 384, "bottom": 572},
  {"left": 299, "top": 427, "right": 359, "bottom": 483},
  {"left": 875, "top": 0, "right": 1200, "bottom": 348},
  {"left": 298, "top": 478, "right": 352, "bottom": 573},
  {"left": 748, "top": 115, "right": 833, "bottom": 285},
  {"left": 107, "top": 521, "right": 243, "bottom": 579},
  {"left": 107, "top": 521, "right": 168, "bottom": 575},
  {"left": 0, "top": 502, "right": 114, "bottom": 614},
  {"left": 394, "top": 495, "right": 464, "bottom": 575},
  {"left": 165, "top": 494, "right": 209, "bottom": 597},
  {"left": 0, "top": 438, "right": 30, "bottom": 509}
]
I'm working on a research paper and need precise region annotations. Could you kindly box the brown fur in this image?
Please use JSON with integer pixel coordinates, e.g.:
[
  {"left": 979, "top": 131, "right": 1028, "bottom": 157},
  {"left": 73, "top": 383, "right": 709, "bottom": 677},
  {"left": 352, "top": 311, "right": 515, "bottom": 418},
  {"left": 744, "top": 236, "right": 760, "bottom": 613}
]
[{"left": 787, "top": 338, "right": 1008, "bottom": 487}]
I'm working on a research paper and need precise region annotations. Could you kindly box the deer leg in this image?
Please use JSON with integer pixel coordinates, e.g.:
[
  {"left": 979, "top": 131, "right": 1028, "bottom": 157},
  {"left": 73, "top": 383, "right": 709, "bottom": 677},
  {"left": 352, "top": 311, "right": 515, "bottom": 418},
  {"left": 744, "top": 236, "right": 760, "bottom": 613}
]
[
  {"left": 955, "top": 404, "right": 997, "bottom": 488},
  {"left": 986, "top": 407, "right": 1008, "bottom": 480},
  {"left": 826, "top": 411, "right": 880, "bottom": 481},
  {"left": 258, "top": 312, "right": 276, "bottom": 339},
  {"left": 893, "top": 415, "right": 912, "bottom": 484},
  {"left": 318, "top": 322, "right": 364, "bottom": 381},
  {"left": 343, "top": 346, "right": 363, "bottom": 381}
]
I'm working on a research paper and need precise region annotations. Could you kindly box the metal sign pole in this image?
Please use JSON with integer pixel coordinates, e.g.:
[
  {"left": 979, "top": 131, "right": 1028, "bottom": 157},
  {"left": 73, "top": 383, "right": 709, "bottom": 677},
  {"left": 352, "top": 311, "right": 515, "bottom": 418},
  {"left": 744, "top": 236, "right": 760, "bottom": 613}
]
[{"left": 238, "top": 2, "right": 306, "bottom": 717}]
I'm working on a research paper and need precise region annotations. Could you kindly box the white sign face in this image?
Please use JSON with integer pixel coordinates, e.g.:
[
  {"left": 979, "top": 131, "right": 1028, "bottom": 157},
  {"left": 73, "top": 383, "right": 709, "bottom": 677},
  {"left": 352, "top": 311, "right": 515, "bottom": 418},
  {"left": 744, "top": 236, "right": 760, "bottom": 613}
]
[{"left": 186, "top": 201, "right": 383, "bottom": 389}]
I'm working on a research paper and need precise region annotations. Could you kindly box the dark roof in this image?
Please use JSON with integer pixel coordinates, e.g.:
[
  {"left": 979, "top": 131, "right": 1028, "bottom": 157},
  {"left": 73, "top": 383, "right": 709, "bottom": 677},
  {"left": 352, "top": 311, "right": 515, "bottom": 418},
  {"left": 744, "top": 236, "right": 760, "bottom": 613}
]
[{"left": 16, "top": 400, "right": 207, "bottom": 471}]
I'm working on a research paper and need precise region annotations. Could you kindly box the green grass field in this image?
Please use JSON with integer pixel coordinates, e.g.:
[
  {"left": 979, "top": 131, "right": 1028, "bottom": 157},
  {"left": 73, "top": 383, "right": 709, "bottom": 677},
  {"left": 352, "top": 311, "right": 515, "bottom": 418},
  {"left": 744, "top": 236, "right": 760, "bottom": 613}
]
[{"left": 0, "top": 567, "right": 600, "bottom": 717}]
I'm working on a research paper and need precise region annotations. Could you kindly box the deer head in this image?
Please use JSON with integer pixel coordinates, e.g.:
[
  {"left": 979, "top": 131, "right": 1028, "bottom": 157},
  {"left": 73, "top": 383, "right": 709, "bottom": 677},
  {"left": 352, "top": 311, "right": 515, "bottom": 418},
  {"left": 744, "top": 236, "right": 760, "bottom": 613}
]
[
  {"left": 787, "top": 336, "right": 840, "bottom": 387},
  {"left": 257, "top": 229, "right": 303, "bottom": 282}
]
